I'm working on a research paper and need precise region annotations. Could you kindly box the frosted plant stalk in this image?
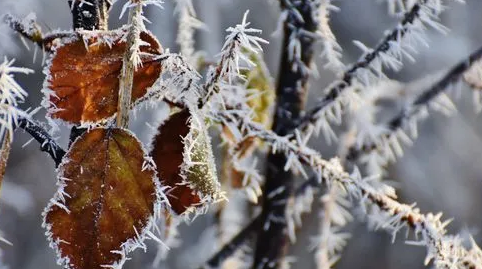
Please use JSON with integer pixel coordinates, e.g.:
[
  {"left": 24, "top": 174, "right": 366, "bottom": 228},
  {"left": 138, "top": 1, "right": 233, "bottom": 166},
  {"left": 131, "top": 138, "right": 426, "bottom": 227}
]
[
  {"left": 211, "top": 108, "right": 481, "bottom": 268},
  {"left": 0, "top": 58, "right": 31, "bottom": 254},
  {"left": 0, "top": 58, "right": 32, "bottom": 140},
  {"left": 318, "top": 0, "right": 344, "bottom": 72},
  {"left": 311, "top": 184, "right": 352, "bottom": 269},
  {"left": 117, "top": 1, "right": 146, "bottom": 128},
  {"left": 298, "top": 0, "right": 463, "bottom": 142},
  {"left": 348, "top": 45, "right": 482, "bottom": 174},
  {"left": 173, "top": 0, "right": 204, "bottom": 64},
  {"left": 201, "top": 11, "right": 268, "bottom": 106}
]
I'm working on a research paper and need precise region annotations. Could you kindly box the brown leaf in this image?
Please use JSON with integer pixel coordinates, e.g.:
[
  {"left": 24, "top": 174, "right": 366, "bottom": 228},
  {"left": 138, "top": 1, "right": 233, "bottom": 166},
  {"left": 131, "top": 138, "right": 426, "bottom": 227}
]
[
  {"left": 151, "top": 109, "right": 222, "bottom": 215},
  {"left": 151, "top": 110, "right": 199, "bottom": 214},
  {"left": 43, "top": 128, "right": 162, "bottom": 269},
  {"left": 45, "top": 29, "right": 162, "bottom": 124}
]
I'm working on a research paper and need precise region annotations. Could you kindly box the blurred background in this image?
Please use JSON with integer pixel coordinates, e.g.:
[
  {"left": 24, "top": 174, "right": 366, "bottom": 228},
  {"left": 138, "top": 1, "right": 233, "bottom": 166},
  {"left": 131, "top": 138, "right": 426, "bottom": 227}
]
[{"left": 1, "top": 0, "right": 482, "bottom": 268}]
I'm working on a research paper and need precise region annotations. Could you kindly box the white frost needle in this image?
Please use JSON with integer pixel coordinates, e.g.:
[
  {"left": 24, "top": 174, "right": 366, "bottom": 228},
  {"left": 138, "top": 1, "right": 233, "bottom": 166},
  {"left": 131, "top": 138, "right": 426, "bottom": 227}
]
[{"left": 0, "top": 58, "right": 32, "bottom": 140}]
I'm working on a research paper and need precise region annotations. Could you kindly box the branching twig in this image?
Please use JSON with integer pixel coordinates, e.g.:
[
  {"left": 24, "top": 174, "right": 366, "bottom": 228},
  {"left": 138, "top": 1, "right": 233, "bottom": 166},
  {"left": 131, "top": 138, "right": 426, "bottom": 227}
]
[
  {"left": 201, "top": 174, "right": 320, "bottom": 269},
  {"left": 346, "top": 45, "right": 482, "bottom": 163},
  {"left": 213, "top": 107, "right": 482, "bottom": 267},
  {"left": 297, "top": 0, "right": 451, "bottom": 135}
]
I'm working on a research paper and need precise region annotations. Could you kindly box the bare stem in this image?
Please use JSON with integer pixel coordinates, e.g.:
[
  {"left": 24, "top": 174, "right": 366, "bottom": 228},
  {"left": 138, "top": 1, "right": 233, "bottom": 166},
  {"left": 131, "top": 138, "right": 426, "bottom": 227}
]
[{"left": 117, "top": 4, "right": 143, "bottom": 128}]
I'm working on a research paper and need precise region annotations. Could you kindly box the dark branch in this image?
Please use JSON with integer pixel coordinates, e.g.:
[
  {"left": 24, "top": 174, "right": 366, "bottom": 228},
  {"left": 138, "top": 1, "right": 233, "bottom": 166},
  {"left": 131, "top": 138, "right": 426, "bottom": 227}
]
[
  {"left": 68, "top": 0, "right": 111, "bottom": 30},
  {"left": 203, "top": 216, "right": 262, "bottom": 269},
  {"left": 16, "top": 118, "right": 66, "bottom": 167},
  {"left": 253, "top": 1, "right": 318, "bottom": 268},
  {"left": 296, "top": 1, "right": 432, "bottom": 132},
  {"left": 346, "top": 45, "right": 482, "bottom": 162},
  {"left": 201, "top": 175, "right": 320, "bottom": 269}
]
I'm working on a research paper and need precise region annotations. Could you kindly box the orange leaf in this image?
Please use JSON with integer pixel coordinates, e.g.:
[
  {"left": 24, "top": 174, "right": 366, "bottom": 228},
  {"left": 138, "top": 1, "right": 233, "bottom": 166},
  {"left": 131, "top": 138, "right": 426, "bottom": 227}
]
[
  {"left": 43, "top": 128, "right": 163, "bottom": 269},
  {"left": 151, "top": 109, "right": 222, "bottom": 215},
  {"left": 44, "top": 29, "right": 162, "bottom": 124}
]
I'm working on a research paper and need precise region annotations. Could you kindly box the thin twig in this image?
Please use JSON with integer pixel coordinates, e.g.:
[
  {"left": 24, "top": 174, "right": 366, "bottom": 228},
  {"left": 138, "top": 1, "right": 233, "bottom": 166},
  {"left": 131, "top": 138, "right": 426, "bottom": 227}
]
[
  {"left": 346, "top": 45, "right": 482, "bottom": 162},
  {"left": 199, "top": 12, "right": 267, "bottom": 109},
  {"left": 211, "top": 108, "right": 481, "bottom": 267},
  {"left": 4, "top": 15, "right": 74, "bottom": 52},
  {"left": 203, "top": 216, "right": 262, "bottom": 269},
  {"left": 296, "top": 0, "right": 443, "bottom": 133},
  {"left": 201, "top": 175, "right": 319, "bottom": 269},
  {"left": 16, "top": 118, "right": 66, "bottom": 167},
  {"left": 3, "top": 14, "right": 43, "bottom": 48}
]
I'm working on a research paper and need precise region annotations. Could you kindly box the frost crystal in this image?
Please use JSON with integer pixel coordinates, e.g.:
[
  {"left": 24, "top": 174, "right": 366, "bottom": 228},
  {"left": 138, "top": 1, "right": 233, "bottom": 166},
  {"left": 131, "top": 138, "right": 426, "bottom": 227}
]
[
  {"left": 0, "top": 58, "right": 32, "bottom": 140},
  {"left": 202, "top": 10, "right": 268, "bottom": 105},
  {"left": 317, "top": 0, "right": 344, "bottom": 72},
  {"left": 310, "top": 183, "right": 352, "bottom": 269}
]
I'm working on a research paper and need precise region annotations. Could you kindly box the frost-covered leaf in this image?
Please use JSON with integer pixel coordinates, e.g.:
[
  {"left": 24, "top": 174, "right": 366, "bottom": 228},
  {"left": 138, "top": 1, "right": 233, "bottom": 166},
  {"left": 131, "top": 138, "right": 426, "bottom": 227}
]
[
  {"left": 151, "top": 110, "right": 195, "bottom": 214},
  {"left": 43, "top": 128, "right": 163, "bottom": 269},
  {"left": 44, "top": 28, "right": 163, "bottom": 125},
  {"left": 151, "top": 109, "right": 222, "bottom": 215}
]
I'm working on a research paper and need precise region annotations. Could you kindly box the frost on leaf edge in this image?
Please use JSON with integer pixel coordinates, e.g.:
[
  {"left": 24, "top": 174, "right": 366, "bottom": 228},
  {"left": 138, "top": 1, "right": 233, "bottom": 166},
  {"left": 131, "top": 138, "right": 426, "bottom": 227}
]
[
  {"left": 41, "top": 127, "right": 169, "bottom": 269},
  {"left": 40, "top": 26, "right": 164, "bottom": 129}
]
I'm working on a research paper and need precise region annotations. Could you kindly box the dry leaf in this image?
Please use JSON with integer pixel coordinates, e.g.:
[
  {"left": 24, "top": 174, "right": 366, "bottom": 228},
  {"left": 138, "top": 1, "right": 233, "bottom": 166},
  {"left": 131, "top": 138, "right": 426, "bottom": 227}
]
[
  {"left": 43, "top": 128, "right": 163, "bottom": 269},
  {"left": 44, "top": 29, "right": 162, "bottom": 124},
  {"left": 151, "top": 109, "right": 222, "bottom": 215}
]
